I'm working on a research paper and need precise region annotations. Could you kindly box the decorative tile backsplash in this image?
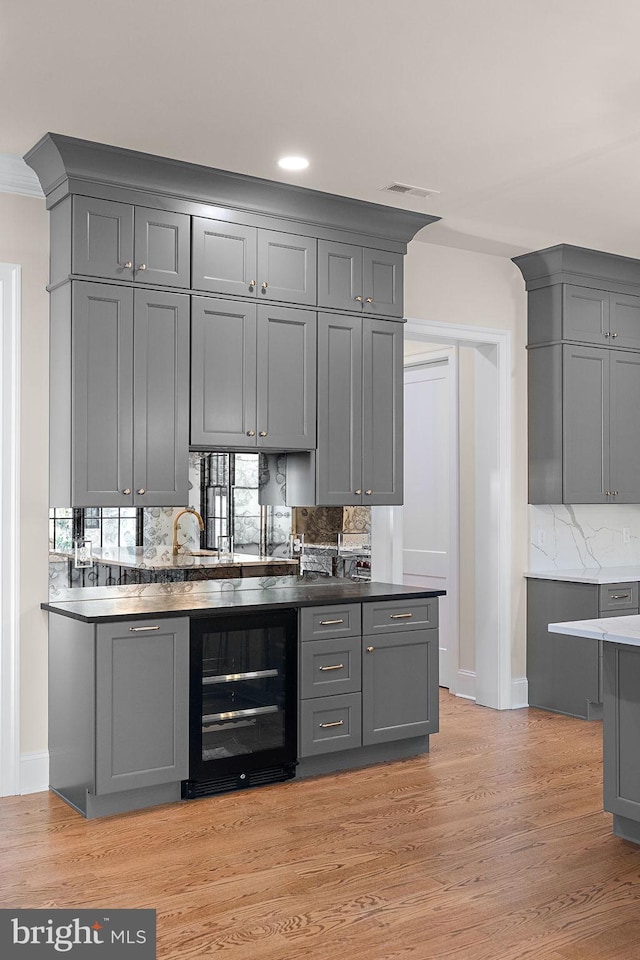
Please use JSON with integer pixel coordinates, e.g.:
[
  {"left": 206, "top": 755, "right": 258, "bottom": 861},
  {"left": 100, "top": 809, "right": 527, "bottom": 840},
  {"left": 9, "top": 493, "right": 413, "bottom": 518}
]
[{"left": 529, "top": 504, "right": 640, "bottom": 570}]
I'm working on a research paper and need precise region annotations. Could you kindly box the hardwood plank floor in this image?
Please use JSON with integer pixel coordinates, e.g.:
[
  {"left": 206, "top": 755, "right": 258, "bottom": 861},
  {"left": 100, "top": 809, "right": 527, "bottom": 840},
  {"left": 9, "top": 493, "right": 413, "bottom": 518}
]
[{"left": 2, "top": 692, "right": 640, "bottom": 959}]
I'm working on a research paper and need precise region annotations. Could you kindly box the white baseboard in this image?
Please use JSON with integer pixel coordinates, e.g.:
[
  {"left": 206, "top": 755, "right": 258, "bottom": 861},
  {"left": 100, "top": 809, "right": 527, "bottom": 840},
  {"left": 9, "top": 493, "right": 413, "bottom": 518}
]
[
  {"left": 511, "top": 676, "right": 529, "bottom": 709},
  {"left": 455, "top": 669, "right": 477, "bottom": 701},
  {"left": 20, "top": 751, "right": 49, "bottom": 794}
]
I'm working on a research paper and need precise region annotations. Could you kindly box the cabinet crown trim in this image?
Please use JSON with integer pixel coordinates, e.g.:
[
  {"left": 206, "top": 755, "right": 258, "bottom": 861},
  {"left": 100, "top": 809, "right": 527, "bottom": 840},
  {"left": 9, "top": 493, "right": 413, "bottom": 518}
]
[
  {"left": 25, "top": 133, "right": 439, "bottom": 245},
  {"left": 514, "top": 243, "right": 640, "bottom": 294}
]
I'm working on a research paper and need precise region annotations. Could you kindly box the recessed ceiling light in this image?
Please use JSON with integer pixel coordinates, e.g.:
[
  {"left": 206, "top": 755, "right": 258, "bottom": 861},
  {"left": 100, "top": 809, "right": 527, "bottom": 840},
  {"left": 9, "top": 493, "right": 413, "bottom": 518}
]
[{"left": 278, "top": 156, "right": 309, "bottom": 171}]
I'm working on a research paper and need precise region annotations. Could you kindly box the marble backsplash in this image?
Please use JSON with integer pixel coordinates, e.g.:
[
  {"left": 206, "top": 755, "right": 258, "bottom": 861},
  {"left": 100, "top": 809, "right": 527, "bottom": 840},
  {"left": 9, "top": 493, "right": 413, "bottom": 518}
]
[{"left": 529, "top": 504, "right": 640, "bottom": 570}]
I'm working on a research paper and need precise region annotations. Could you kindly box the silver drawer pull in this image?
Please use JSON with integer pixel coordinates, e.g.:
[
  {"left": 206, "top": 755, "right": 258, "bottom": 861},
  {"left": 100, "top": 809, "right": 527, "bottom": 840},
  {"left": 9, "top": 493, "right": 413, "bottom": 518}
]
[
  {"left": 319, "top": 618, "right": 344, "bottom": 625},
  {"left": 319, "top": 719, "right": 344, "bottom": 729},
  {"left": 319, "top": 663, "right": 345, "bottom": 672},
  {"left": 129, "top": 625, "right": 160, "bottom": 632},
  {"left": 610, "top": 594, "right": 630, "bottom": 600},
  {"left": 390, "top": 613, "right": 413, "bottom": 619}
]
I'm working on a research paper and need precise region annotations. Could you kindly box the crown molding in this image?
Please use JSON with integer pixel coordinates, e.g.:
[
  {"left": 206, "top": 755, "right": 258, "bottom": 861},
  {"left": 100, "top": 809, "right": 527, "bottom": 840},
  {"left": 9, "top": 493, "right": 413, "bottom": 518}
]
[{"left": 0, "top": 154, "right": 44, "bottom": 198}]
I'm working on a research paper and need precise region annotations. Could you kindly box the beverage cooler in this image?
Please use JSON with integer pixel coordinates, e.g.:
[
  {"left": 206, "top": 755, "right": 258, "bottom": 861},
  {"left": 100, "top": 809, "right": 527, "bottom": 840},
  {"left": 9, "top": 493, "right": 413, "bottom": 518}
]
[{"left": 183, "top": 610, "right": 297, "bottom": 798}]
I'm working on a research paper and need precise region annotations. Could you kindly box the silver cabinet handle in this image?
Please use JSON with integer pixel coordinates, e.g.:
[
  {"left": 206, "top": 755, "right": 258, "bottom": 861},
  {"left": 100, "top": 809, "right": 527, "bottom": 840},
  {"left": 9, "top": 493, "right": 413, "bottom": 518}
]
[
  {"left": 319, "top": 618, "right": 344, "bottom": 625},
  {"left": 122, "top": 488, "right": 131, "bottom": 495},
  {"left": 604, "top": 332, "right": 611, "bottom": 338},
  {"left": 137, "top": 488, "right": 145, "bottom": 495},
  {"left": 121, "top": 261, "right": 133, "bottom": 269},
  {"left": 355, "top": 488, "right": 362, "bottom": 495},
  {"left": 611, "top": 332, "right": 618, "bottom": 338},
  {"left": 366, "top": 297, "right": 374, "bottom": 304},
  {"left": 129, "top": 625, "right": 160, "bottom": 632},
  {"left": 259, "top": 430, "right": 268, "bottom": 437},
  {"left": 354, "top": 296, "right": 363, "bottom": 302},
  {"left": 137, "top": 263, "right": 147, "bottom": 271},
  {"left": 319, "top": 663, "right": 345, "bottom": 672},
  {"left": 246, "top": 429, "right": 256, "bottom": 437},
  {"left": 366, "top": 646, "right": 374, "bottom": 653},
  {"left": 319, "top": 719, "right": 344, "bottom": 729},
  {"left": 610, "top": 594, "right": 631, "bottom": 600},
  {"left": 390, "top": 613, "right": 413, "bottom": 619},
  {"left": 261, "top": 281, "right": 268, "bottom": 290},
  {"left": 365, "top": 489, "right": 373, "bottom": 495},
  {"left": 249, "top": 280, "right": 256, "bottom": 288}
]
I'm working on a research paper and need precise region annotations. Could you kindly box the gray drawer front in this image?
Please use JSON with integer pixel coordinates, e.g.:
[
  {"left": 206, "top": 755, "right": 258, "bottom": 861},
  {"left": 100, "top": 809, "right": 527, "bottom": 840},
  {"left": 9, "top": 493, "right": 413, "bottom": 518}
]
[
  {"left": 300, "top": 636, "right": 361, "bottom": 699},
  {"left": 300, "top": 603, "right": 361, "bottom": 641},
  {"left": 599, "top": 582, "right": 639, "bottom": 613},
  {"left": 299, "top": 693, "right": 362, "bottom": 757},
  {"left": 362, "top": 598, "right": 438, "bottom": 635}
]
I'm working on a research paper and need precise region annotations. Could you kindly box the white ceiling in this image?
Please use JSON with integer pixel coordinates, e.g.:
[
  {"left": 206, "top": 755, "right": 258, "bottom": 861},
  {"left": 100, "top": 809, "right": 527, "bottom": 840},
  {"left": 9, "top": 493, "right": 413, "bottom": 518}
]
[{"left": 4, "top": 0, "right": 640, "bottom": 259}]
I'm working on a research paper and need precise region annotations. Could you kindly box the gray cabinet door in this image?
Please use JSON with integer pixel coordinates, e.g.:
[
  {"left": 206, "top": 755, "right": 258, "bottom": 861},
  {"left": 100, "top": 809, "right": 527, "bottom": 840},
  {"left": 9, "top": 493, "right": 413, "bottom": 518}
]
[
  {"left": 562, "top": 285, "right": 610, "bottom": 344},
  {"left": 257, "top": 229, "right": 317, "bottom": 305},
  {"left": 363, "top": 248, "right": 403, "bottom": 318},
  {"left": 95, "top": 617, "right": 189, "bottom": 794},
  {"left": 562, "top": 344, "right": 610, "bottom": 503},
  {"left": 317, "top": 240, "right": 364, "bottom": 311},
  {"left": 362, "top": 629, "right": 439, "bottom": 745},
  {"left": 190, "top": 297, "right": 258, "bottom": 448},
  {"left": 256, "top": 305, "right": 316, "bottom": 450},
  {"left": 362, "top": 318, "right": 403, "bottom": 505},
  {"left": 132, "top": 290, "right": 190, "bottom": 506},
  {"left": 609, "top": 350, "right": 640, "bottom": 502},
  {"left": 609, "top": 293, "right": 640, "bottom": 350},
  {"left": 316, "top": 313, "right": 363, "bottom": 505},
  {"left": 72, "top": 196, "right": 134, "bottom": 281},
  {"left": 134, "top": 208, "right": 190, "bottom": 288},
  {"left": 603, "top": 643, "right": 640, "bottom": 821},
  {"left": 71, "top": 282, "right": 134, "bottom": 507},
  {"left": 192, "top": 218, "right": 258, "bottom": 297}
]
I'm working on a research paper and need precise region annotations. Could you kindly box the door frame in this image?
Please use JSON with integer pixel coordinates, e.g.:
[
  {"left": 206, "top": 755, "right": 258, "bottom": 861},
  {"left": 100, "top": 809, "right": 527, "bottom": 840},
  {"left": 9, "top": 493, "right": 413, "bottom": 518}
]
[
  {"left": 0, "top": 263, "right": 21, "bottom": 795},
  {"left": 402, "top": 348, "right": 459, "bottom": 693},
  {"left": 372, "top": 318, "right": 514, "bottom": 710}
]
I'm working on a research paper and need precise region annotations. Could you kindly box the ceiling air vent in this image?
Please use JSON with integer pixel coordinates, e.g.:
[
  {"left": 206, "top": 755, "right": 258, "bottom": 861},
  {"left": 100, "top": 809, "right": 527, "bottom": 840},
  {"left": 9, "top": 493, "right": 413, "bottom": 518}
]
[{"left": 381, "top": 182, "right": 440, "bottom": 200}]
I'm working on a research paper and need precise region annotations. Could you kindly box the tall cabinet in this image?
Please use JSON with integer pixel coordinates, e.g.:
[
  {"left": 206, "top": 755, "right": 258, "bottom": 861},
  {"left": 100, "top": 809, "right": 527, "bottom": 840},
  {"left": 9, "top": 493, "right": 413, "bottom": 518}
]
[{"left": 514, "top": 244, "right": 640, "bottom": 504}]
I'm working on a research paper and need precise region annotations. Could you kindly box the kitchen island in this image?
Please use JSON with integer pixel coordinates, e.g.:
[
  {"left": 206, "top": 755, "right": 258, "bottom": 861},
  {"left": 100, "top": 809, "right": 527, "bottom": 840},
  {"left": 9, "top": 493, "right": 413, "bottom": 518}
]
[
  {"left": 549, "top": 614, "right": 640, "bottom": 845},
  {"left": 43, "top": 577, "right": 443, "bottom": 818}
]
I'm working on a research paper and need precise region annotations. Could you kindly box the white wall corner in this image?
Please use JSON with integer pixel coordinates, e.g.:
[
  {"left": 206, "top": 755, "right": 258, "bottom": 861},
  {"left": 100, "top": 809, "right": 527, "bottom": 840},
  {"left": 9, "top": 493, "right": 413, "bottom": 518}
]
[
  {"left": 0, "top": 155, "right": 44, "bottom": 199},
  {"left": 20, "top": 752, "right": 49, "bottom": 795},
  {"left": 454, "top": 669, "right": 476, "bottom": 701},
  {"left": 511, "top": 677, "right": 529, "bottom": 709}
]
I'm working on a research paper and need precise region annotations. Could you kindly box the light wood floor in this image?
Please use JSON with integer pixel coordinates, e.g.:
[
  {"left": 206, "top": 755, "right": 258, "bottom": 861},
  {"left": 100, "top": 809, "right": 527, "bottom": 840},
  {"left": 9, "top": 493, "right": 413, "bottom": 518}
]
[{"left": 2, "top": 692, "right": 640, "bottom": 960}]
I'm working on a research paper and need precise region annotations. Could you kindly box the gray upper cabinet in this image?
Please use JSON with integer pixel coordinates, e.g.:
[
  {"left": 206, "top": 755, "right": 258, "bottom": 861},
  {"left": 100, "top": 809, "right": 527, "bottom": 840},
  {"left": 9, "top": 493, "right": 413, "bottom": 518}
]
[
  {"left": 562, "top": 285, "right": 610, "bottom": 344},
  {"left": 609, "top": 293, "right": 640, "bottom": 350},
  {"left": 191, "top": 296, "right": 316, "bottom": 451},
  {"left": 60, "top": 280, "right": 189, "bottom": 508},
  {"left": 362, "top": 318, "right": 403, "bottom": 504},
  {"left": 72, "top": 196, "right": 190, "bottom": 287},
  {"left": 562, "top": 344, "right": 610, "bottom": 503},
  {"left": 192, "top": 218, "right": 316, "bottom": 305},
  {"left": 318, "top": 240, "right": 403, "bottom": 317},
  {"left": 609, "top": 350, "right": 640, "bottom": 502}
]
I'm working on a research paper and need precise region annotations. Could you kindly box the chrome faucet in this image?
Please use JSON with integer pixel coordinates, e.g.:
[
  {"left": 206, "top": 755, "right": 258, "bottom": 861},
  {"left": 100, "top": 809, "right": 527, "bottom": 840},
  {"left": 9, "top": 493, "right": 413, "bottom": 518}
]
[{"left": 172, "top": 507, "right": 205, "bottom": 555}]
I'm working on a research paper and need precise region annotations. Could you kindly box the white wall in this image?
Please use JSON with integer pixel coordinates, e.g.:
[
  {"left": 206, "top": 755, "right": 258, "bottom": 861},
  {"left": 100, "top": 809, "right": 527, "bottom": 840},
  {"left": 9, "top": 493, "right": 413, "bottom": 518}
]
[{"left": 403, "top": 240, "right": 528, "bottom": 679}]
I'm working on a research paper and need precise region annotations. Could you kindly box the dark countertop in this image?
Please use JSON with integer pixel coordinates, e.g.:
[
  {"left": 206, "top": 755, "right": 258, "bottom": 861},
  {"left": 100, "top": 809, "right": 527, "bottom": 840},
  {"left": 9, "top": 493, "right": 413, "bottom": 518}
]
[{"left": 42, "top": 577, "right": 445, "bottom": 623}]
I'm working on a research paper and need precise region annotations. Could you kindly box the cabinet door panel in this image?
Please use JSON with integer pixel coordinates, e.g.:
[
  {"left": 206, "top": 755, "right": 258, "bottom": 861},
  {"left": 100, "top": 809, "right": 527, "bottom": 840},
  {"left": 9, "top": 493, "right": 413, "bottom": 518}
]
[
  {"left": 95, "top": 617, "right": 189, "bottom": 794},
  {"left": 256, "top": 305, "right": 316, "bottom": 450},
  {"left": 362, "top": 319, "right": 403, "bottom": 505},
  {"left": 609, "top": 293, "right": 640, "bottom": 350},
  {"left": 134, "top": 208, "right": 190, "bottom": 288},
  {"left": 72, "top": 282, "right": 134, "bottom": 507},
  {"left": 317, "top": 240, "right": 363, "bottom": 311},
  {"left": 316, "top": 313, "right": 362, "bottom": 505},
  {"left": 72, "top": 197, "right": 134, "bottom": 281},
  {"left": 192, "top": 218, "right": 257, "bottom": 297},
  {"left": 562, "top": 285, "right": 610, "bottom": 344},
  {"left": 610, "top": 350, "right": 640, "bottom": 502},
  {"left": 133, "top": 290, "right": 190, "bottom": 506},
  {"left": 190, "top": 297, "right": 257, "bottom": 447},
  {"left": 562, "top": 344, "right": 609, "bottom": 503},
  {"left": 363, "top": 249, "right": 403, "bottom": 318},
  {"left": 362, "top": 629, "right": 438, "bottom": 745},
  {"left": 258, "top": 230, "right": 317, "bottom": 305}
]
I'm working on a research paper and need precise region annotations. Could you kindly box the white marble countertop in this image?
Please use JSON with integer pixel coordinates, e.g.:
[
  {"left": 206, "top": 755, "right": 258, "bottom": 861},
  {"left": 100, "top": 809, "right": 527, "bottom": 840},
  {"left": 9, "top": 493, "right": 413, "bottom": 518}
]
[
  {"left": 525, "top": 567, "right": 640, "bottom": 584},
  {"left": 549, "top": 614, "right": 640, "bottom": 647}
]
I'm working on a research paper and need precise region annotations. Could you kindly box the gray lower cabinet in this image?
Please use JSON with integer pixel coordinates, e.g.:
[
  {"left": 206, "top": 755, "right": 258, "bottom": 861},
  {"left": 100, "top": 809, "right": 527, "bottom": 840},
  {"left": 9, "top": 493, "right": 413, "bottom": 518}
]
[
  {"left": 51, "top": 280, "right": 189, "bottom": 507},
  {"left": 318, "top": 239, "right": 403, "bottom": 317},
  {"left": 192, "top": 218, "right": 317, "bottom": 305},
  {"left": 603, "top": 642, "right": 640, "bottom": 841},
  {"left": 528, "top": 343, "right": 640, "bottom": 503},
  {"left": 190, "top": 296, "right": 316, "bottom": 451},
  {"left": 48, "top": 615, "right": 189, "bottom": 818},
  {"left": 527, "top": 578, "right": 639, "bottom": 719},
  {"left": 298, "top": 599, "right": 439, "bottom": 763},
  {"left": 71, "top": 196, "right": 190, "bottom": 287}
]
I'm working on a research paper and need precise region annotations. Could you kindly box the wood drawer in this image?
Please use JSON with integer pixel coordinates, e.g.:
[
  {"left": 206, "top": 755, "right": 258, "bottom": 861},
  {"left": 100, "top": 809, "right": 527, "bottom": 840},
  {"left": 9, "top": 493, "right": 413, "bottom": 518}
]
[
  {"left": 598, "top": 582, "right": 639, "bottom": 613},
  {"left": 299, "top": 693, "right": 362, "bottom": 757},
  {"left": 300, "top": 603, "right": 361, "bottom": 641},
  {"left": 362, "top": 598, "right": 437, "bottom": 635},
  {"left": 300, "top": 636, "right": 361, "bottom": 699}
]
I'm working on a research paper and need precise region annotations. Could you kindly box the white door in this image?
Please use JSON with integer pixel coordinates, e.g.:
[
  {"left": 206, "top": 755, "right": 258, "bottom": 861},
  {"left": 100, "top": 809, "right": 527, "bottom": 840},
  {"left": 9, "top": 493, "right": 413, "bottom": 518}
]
[{"left": 403, "top": 360, "right": 451, "bottom": 687}]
